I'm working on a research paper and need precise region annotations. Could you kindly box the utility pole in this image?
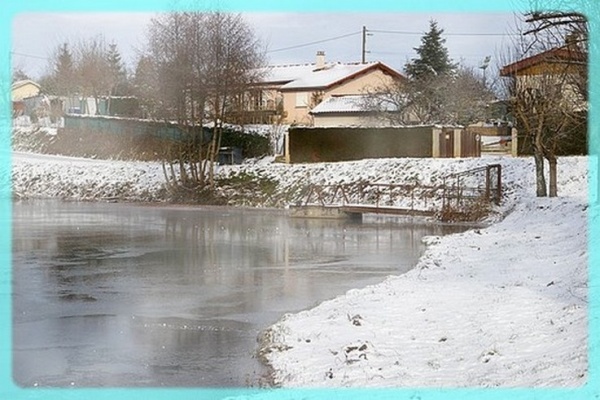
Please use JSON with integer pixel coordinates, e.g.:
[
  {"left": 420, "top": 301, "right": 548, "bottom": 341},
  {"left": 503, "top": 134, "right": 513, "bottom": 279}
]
[{"left": 362, "top": 26, "right": 367, "bottom": 64}]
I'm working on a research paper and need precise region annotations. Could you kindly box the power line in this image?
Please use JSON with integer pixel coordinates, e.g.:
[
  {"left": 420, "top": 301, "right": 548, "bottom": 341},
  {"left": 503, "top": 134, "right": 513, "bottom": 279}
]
[
  {"left": 10, "top": 51, "right": 49, "bottom": 61},
  {"left": 369, "top": 29, "right": 517, "bottom": 37},
  {"left": 371, "top": 50, "right": 499, "bottom": 58},
  {"left": 267, "top": 31, "right": 361, "bottom": 53}
]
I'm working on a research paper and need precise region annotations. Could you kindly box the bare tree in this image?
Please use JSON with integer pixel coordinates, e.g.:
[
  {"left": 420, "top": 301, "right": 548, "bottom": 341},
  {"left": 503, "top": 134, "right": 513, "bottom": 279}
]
[
  {"left": 438, "top": 66, "right": 497, "bottom": 125},
  {"left": 146, "top": 12, "right": 208, "bottom": 195},
  {"left": 12, "top": 68, "right": 30, "bottom": 83},
  {"left": 42, "top": 37, "right": 125, "bottom": 114},
  {"left": 75, "top": 36, "right": 113, "bottom": 114},
  {"left": 518, "top": 0, "right": 598, "bottom": 198},
  {"left": 142, "top": 10, "right": 265, "bottom": 200},
  {"left": 501, "top": 8, "right": 588, "bottom": 197},
  {"left": 132, "top": 55, "right": 160, "bottom": 118},
  {"left": 361, "top": 21, "right": 494, "bottom": 126},
  {"left": 202, "top": 11, "right": 266, "bottom": 185},
  {"left": 359, "top": 79, "right": 412, "bottom": 125},
  {"left": 507, "top": 69, "right": 582, "bottom": 196},
  {"left": 362, "top": 64, "right": 495, "bottom": 126}
]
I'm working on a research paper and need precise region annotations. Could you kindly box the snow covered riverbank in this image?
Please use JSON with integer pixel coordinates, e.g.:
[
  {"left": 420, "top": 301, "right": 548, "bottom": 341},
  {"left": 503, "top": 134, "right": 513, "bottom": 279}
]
[
  {"left": 260, "top": 196, "right": 590, "bottom": 388},
  {"left": 9, "top": 149, "right": 594, "bottom": 390},
  {"left": 253, "top": 157, "right": 594, "bottom": 389}
]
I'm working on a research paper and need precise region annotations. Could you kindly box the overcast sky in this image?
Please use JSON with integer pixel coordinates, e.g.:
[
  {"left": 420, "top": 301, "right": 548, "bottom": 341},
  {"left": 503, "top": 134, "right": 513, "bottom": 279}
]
[{"left": 11, "top": 11, "right": 523, "bottom": 81}]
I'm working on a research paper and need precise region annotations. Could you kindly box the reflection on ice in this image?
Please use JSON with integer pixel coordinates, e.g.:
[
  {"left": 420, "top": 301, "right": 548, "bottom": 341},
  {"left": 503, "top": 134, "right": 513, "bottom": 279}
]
[{"left": 12, "top": 200, "right": 470, "bottom": 387}]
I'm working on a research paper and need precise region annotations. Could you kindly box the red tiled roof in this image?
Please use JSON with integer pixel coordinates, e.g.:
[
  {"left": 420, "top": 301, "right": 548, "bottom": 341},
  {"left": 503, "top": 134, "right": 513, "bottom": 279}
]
[{"left": 499, "top": 46, "right": 586, "bottom": 76}]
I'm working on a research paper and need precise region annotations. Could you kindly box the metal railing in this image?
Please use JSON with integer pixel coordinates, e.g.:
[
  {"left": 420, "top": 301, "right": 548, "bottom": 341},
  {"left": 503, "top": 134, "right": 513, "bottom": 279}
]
[
  {"left": 299, "top": 181, "right": 444, "bottom": 214},
  {"left": 442, "top": 164, "right": 502, "bottom": 211},
  {"left": 296, "top": 164, "right": 502, "bottom": 220}
]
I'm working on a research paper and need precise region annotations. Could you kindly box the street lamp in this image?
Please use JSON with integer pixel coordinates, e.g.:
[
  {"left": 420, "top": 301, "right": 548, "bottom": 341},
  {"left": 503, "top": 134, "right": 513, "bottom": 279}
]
[{"left": 479, "top": 55, "right": 491, "bottom": 87}]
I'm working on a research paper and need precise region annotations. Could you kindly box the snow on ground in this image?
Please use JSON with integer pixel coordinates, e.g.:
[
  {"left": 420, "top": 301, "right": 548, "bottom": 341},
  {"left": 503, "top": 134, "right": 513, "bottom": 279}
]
[
  {"left": 11, "top": 151, "right": 167, "bottom": 202},
  {"left": 253, "top": 157, "right": 593, "bottom": 389},
  {"left": 260, "top": 197, "right": 589, "bottom": 388},
  {"left": 9, "top": 146, "right": 594, "bottom": 389}
]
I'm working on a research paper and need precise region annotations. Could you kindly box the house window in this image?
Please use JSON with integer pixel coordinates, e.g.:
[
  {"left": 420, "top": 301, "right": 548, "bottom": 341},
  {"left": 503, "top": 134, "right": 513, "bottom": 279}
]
[{"left": 295, "top": 92, "right": 308, "bottom": 108}]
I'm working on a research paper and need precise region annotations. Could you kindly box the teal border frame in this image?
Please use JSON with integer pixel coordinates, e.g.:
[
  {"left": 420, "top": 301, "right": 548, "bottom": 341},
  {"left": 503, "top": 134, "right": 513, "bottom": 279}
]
[{"left": 1, "top": 1, "right": 597, "bottom": 399}]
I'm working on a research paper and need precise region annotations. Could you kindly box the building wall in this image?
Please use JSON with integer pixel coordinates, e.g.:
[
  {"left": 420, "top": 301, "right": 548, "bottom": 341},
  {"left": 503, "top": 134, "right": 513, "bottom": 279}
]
[
  {"left": 59, "top": 115, "right": 270, "bottom": 160},
  {"left": 281, "top": 69, "right": 397, "bottom": 125},
  {"left": 287, "top": 126, "right": 481, "bottom": 163},
  {"left": 515, "top": 70, "right": 586, "bottom": 112},
  {"left": 12, "top": 83, "right": 40, "bottom": 102},
  {"left": 312, "top": 114, "right": 363, "bottom": 127},
  {"left": 288, "top": 126, "right": 434, "bottom": 163},
  {"left": 327, "top": 69, "right": 393, "bottom": 97},
  {"left": 312, "top": 113, "right": 392, "bottom": 127}
]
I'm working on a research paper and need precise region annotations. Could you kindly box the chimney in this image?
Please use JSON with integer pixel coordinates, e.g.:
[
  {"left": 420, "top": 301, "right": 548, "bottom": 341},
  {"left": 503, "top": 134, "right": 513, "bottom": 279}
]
[{"left": 316, "top": 51, "right": 325, "bottom": 70}]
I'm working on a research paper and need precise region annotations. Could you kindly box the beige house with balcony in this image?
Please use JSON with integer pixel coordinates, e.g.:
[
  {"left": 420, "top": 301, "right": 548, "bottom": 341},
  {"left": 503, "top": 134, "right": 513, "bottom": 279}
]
[
  {"left": 500, "top": 44, "right": 587, "bottom": 155},
  {"left": 250, "top": 52, "right": 405, "bottom": 126},
  {"left": 500, "top": 45, "right": 587, "bottom": 112}
]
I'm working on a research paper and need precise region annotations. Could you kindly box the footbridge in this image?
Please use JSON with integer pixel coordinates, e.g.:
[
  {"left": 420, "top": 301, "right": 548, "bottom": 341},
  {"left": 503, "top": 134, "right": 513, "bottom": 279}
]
[{"left": 289, "top": 164, "right": 502, "bottom": 222}]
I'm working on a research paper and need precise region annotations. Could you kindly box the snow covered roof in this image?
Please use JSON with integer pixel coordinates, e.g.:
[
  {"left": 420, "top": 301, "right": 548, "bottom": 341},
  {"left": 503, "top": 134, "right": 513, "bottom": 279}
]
[
  {"left": 311, "top": 94, "right": 401, "bottom": 115},
  {"left": 310, "top": 95, "right": 368, "bottom": 114},
  {"left": 11, "top": 79, "right": 41, "bottom": 91},
  {"left": 258, "top": 61, "right": 403, "bottom": 91}
]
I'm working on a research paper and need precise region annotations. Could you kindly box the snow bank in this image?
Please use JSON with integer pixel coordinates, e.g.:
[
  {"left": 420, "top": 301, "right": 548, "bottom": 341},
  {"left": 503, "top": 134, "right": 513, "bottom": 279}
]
[
  {"left": 12, "top": 151, "right": 542, "bottom": 210},
  {"left": 11, "top": 152, "right": 166, "bottom": 202},
  {"left": 256, "top": 156, "right": 592, "bottom": 388},
  {"left": 260, "top": 196, "right": 589, "bottom": 388}
]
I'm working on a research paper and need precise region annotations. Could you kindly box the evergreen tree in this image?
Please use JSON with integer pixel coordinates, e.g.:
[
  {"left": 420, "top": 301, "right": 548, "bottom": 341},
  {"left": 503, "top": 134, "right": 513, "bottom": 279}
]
[
  {"left": 106, "top": 42, "right": 128, "bottom": 96},
  {"left": 405, "top": 20, "right": 455, "bottom": 80},
  {"left": 397, "top": 20, "right": 460, "bottom": 124},
  {"left": 54, "top": 42, "right": 76, "bottom": 95},
  {"left": 56, "top": 43, "right": 74, "bottom": 75},
  {"left": 107, "top": 43, "right": 124, "bottom": 78}
]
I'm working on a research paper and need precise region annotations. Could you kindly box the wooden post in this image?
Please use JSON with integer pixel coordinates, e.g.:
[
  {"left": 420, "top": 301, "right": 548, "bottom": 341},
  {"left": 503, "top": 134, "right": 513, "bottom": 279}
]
[
  {"left": 496, "top": 164, "right": 502, "bottom": 204},
  {"left": 485, "top": 166, "right": 491, "bottom": 201}
]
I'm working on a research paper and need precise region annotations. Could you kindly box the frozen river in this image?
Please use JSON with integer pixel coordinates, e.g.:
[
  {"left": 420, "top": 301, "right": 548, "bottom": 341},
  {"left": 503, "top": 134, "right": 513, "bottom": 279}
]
[{"left": 12, "top": 200, "right": 468, "bottom": 387}]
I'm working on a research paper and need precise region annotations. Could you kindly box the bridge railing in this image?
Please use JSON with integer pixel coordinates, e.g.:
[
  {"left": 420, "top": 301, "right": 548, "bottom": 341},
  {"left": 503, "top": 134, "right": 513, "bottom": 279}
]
[
  {"left": 299, "top": 181, "right": 444, "bottom": 213},
  {"left": 296, "top": 163, "right": 503, "bottom": 221},
  {"left": 442, "top": 164, "right": 502, "bottom": 210}
]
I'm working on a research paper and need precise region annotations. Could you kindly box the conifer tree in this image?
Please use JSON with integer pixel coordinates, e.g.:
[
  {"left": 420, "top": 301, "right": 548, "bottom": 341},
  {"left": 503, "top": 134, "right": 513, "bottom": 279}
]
[
  {"left": 107, "top": 42, "right": 124, "bottom": 77},
  {"left": 106, "top": 42, "right": 128, "bottom": 96},
  {"left": 396, "top": 20, "right": 460, "bottom": 124},
  {"left": 54, "top": 42, "right": 76, "bottom": 95},
  {"left": 405, "top": 20, "right": 455, "bottom": 80}
]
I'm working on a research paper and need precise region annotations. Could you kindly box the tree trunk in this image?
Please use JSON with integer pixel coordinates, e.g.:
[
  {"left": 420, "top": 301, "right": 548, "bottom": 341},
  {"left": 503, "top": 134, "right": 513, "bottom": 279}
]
[
  {"left": 534, "top": 134, "right": 547, "bottom": 197},
  {"left": 534, "top": 150, "right": 547, "bottom": 197},
  {"left": 547, "top": 155, "right": 558, "bottom": 197},
  {"left": 534, "top": 154, "right": 547, "bottom": 197},
  {"left": 107, "top": 87, "right": 113, "bottom": 116}
]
